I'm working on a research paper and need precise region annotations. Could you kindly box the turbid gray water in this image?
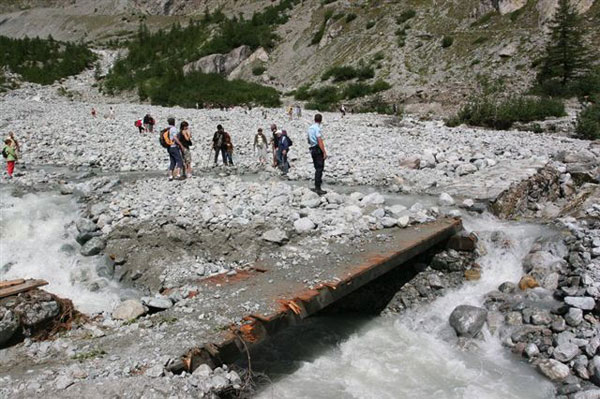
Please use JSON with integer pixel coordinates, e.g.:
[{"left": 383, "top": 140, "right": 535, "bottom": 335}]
[{"left": 255, "top": 214, "right": 556, "bottom": 399}]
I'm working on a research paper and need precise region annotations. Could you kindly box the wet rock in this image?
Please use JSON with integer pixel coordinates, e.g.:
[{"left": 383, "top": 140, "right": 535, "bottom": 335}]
[
  {"left": 565, "top": 307, "right": 584, "bottom": 326},
  {"left": 261, "top": 228, "right": 288, "bottom": 244},
  {"left": 498, "top": 281, "right": 516, "bottom": 294},
  {"left": 506, "top": 311, "right": 523, "bottom": 326},
  {"left": 75, "top": 231, "right": 102, "bottom": 245},
  {"left": 0, "top": 310, "right": 19, "bottom": 346},
  {"left": 464, "top": 269, "right": 481, "bottom": 281},
  {"left": 76, "top": 218, "right": 98, "bottom": 234},
  {"left": 565, "top": 296, "right": 596, "bottom": 310},
  {"left": 397, "top": 215, "right": 410, "bottom": 228},
  {"left": 360, "top": 192, "right": 385, "bottom": 206},
  {"left": 388, "top": 204, "right": 407, "bottom": 217},
  {"left": 573, "top": 390, "right": 600, "bottom": 399},
  {"left": 537, "top": 359, "right": 570, "bottom": 381},
  {"left": 294, "top": 218, "right": 316, "bottom": 234},
  {"left": 449, "top": 305, "right": 487, "bottom": 338},
  {"left": 518, "top": 275, "right": 539, "bottom": 291},
  {"left": 112, "top": 299, "right": 147, "bottom": 321},
  {"left": 525, "top": 343, "right": 540, "bottom": 358},
  {"left": 438, "top": 192, "right": 454, "bottom": 206},
  {"left": 80, "top": 237, "right": 106, "bottom": 256},
  {"left": 447, "top": 232, "right": 478, "bottom": 252},
  {"left": 95, "top": 255, "right": 115, "bottom": 279},
  {"left": 554, "top": 342, "right": 581, "bottom": 362}
]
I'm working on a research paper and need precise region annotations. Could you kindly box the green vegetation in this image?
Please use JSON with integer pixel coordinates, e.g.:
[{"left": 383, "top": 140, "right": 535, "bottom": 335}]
[
  {"left": 252, "top": 65, "right": 267, "bottom": 76},
  {"left": 471, "top": 11, "right": 496, "bottom": 27},
  {"left": 446, "top": 96, "right": 565, "bottom": 130},
  {"left": 72, "top": 349, "right": 107, "bottom": 361},
  {"left": 472, "top": 36, "right": 488, "bottom": 45},
  {"left": 576, "top": 102, "right": 600, "bottom": 139},
  {"left": 104, "top": 2, "right": 297, "bottom": 107},
  {"left": 311, "top": 9, "right": 334, "bottom": 45},
  {"left": 321, "top": 65, "right": 374, "bottom": 82},
  {"left": 396, "top": 27, "right": 407, "bottom": 47},
  {"left": 396, "top": 9, "right": 416, "bottom": 25},
  {"left": 0, "top": 35, "right": 96, "bottom": 85},
  {"left": 296, "top": 79, "right": 391, "bottom": 111},
  {"left": 534, "top": 0, "right": 593, "bottom": 97},
  {"left": 345, "top": 13, "right": 357, "bottom": 23},
  {"left": 366, "top": 20, "right": 376, "bottom": 29},
  {"left": 356, "top": 95, "right": 399, "bottom": 115},
  {"left": 441, "top": 36, "right": 454, "bottom": 48},
  {"left": 343, "top": 80, "right": 391, "bottom": 99}
]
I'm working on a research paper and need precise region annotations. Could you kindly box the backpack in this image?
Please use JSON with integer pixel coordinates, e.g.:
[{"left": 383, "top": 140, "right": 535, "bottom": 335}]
[
  {"left": 159, "top": 128, "right": 173, "bottom": 148},
  {"left": 1, "top": 147, "right": 7, "bottom": 159},
  {"left": 135, "top": 119, "right": 142, "bottom": 128},
  {"left": 216, "top": 132, "right": 225, "bottom": 148}
]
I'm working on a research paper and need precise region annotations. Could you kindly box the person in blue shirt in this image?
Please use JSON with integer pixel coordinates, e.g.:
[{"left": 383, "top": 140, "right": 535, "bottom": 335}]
[
  {"left": 166, "top": 117, "right": 185, "bottom": 181},
  {"left": 306, "top": 114, "right": 327, "bottom": 195}
]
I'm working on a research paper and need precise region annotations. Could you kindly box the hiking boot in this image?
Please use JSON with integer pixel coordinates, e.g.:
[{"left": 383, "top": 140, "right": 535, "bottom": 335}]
[
  {"left": 316, "top": 188, "right": 327, "bottom": 196},
  {"left": 175, "top": 176, "right": 186, "bottom": 181},
  {"left": 168, "top": 176, "right": 173, "bottom": 181}
]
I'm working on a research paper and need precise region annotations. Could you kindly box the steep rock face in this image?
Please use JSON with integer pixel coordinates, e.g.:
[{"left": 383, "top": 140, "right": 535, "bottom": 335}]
[
  {"left": 496, "top": 0, "right": 528, "bottom": 14},
  {"left": 183, "top": 46, "right": 253, "bottom": 76}
]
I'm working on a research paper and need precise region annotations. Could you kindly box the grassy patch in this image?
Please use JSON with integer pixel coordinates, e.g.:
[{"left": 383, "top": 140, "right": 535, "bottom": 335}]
[
  {"left": 441, "top": 36, "right": 454, "bottom": 48},
  {"left": 345, "top": 13, "right": 357, "bottom": 23},
  {"left": 311, "top": 9, "right": 334, "bottom": 45},
  {"left": 470, "top": 11, "right": 497, "bottom": 27},
  {"left": 321, "top": 65, "right": 374, "bottom": 82},
  {"left": 472, "top": 36, "right": 488, "bottom": 45},
  {"left": 396, "top": 9, "right": 416, "bottom": 25},
  {"left": 366, "top": 20, "right": 376, "bottom": 29},
  {"left": 252, "top": 65, "right": 266, "bottom": 76},
  {"left": 72, "top": 349, "right": 107, "bottom": 361},
  {"left": 576, "top": 103, "right": 600, "bottom": 139}
]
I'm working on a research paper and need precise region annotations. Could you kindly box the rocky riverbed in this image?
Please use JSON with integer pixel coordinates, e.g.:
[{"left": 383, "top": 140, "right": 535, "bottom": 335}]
[{"left": 2, "top": 74, "right": 600, "bottom": 398}]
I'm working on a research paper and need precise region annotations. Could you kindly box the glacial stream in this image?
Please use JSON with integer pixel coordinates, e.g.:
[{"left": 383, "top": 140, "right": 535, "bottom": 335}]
[
  {"left": 255, "top": 215, "right": 556, "bottom": 399},
  {"left": 0, "top": 188, "right": 121, "bottom": 314}
]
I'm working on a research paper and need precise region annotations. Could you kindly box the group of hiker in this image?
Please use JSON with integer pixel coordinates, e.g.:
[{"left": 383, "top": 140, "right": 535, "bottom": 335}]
[
  {"left": 155, "top": 113, "right": 328, "bottom": 194},
  {"left": 135, "top": 114, "right": 156, "bottom": 134}
]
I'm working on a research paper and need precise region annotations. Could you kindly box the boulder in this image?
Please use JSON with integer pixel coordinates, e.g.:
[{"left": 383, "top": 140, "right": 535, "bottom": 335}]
[
  {"left": 553, "top": 342, "right": 581, "bottom": 362},
  {"left": 261, "top": 228, "right": 288, "bottom": 244},
  {"left": 565, "top": 296, "right": 596, "bottom": 310},
  {"left": 360, "top": 192, "right": 385, "bottom": 206},
  {"left": 17, "top": 300, "right": 59, "bottom": 326},
  {"left": 80, "top": 237, "right": 106, "bottom": 256},
  {"left": 518, "top": 275, "right": 539, "bottom": 291},
  {"left": 112, "top": 300, "right": 148, "bottom": 321},
  {"left": 0, "top": 310, "right": 19, "bottom": 346},
  {"left": 537, "top": 359, "right": 570, "bottom": 381},
  {"left": 449, "top": 305, "right": 487, "bottom": 338},
  {"left": 590, "top": 356, "right": 600, "bottom": 386},
  {"left": 145, "top": 297, "right": 173, "bottom": 310},
  {"left": 438, "top": 192, "right": 455, "bottom": 206},
  {"left": 76, "top": 218, "right": 98, "bottom": 234},
  {"left": 565, "top": 307, "right": 584, "bottom": 326},
  {"left": 573, "top": 390, "right": 600, "bottom": 399},
  {"left": 447, "top": 232, "right": 478, "bottom": 251},
  {"left": 183, "top": 45, "right": 253, "bottom": 76},
  {"left": 294, "top": 217, "right": 316, "bottom": 233}
]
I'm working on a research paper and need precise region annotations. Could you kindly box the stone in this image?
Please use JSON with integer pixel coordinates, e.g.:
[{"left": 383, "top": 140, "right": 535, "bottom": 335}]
[
  {"left": 461, "top": 199, "right": 475, "bottom": 208},
  {"left": 18, "top": 300, "right": 60, "bottom": 326},
  {"left": 506, "top": 311, "right": 523, "bottom": 326},
  {"left": 399, "top": 156, "right": 420, "bottom": 169},
  {"left": 388, "top": 204, "right": 407, "bottom": 217},
  {"left": 361, "top": 192, "right": 385, "bottom": 206},
  {"left": 566, "top": 307, "right": 584, "bottom": 326},
  {"left": 193, "top": 364, "right": 212, "bottom": 378},
  {"left": 590, "top": 356, "right": 600, "bottom": 386},
  {"left": 552, "top": 317, "right": 567, "bottom": 332},
  {"left": 209, "top": 375, "right": 229, "bottom": 390},
  {"left": 542, "top": 272, "right": 560, "bottom": 290},
  {"left": 531, "top": 310, "right": 553, "bottom": 325},
  {"left": 145, "top": 364, "right": 164, "bottom": 378},
  {"left": 438, "top": 192, "right": 455, "bottom": 206},
  {"left": 294, "top": 217, "right": 316, "bottom": 234},
  {"left": 381, "top": 217, "right": 398, "bottom": 228},
  {"left": 397, "top": 215, "right": 410, "bottom": 228},
  {"left": 456, "top": 163, "right": 477, "bottom": 176},
  {"left": 80, "top": 237, "right": 106, "bottom": 256},
  {"left": 554, "top": 342, "right": 581, "bottom": 362},
  {"left": 447, "top": 232, "right": 478, "bottom": 251},
  {"left": 112, "top": 300, "right": 147, "bottom": 321},
  {"left": 586, "top": 336, "right": 600, "bottom": 357},
  {"left": 573, "top": 391, "right": 600, "bottom": 399},
  {"left": 76, "top": 218, "right": 98, "bottom": 233},
  {"left": 183, "top": 45, "right": 252, "bottom": 75},
  {"left": 261, "top": 228, "right": 288, "bottom": 244},
  {"left": 464, "top": 269, "right": 481, "bottom": 281},
  {"left": 54, "top": 375, "right": 74, "bottom": 390},
  {"left": 498, "top": 281, "right": 517, "bottom": 294},
  {"left": 0, "top": 310, "right": 19, "bottom": 346},
  {"left": 146, "top": 297, "right": 173, "bottom": 310},
  {"left": 449, "top": 305, "right": 487, "bottom": 338},
  {"left": 525, "top": 343, "right": 540, "bottom": 358},
  {"left": 565, "top": 296, "right": 596, "bottom": 310},
  {"left": 518, "top": 275, "right": 539, "bottom": 291},
  {"left": 537, "top": 359, "right": 570, "bottom": 381}
]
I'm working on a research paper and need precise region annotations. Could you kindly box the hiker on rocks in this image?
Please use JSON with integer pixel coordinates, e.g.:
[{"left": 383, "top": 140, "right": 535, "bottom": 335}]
[
  {"left": 254, "top": 128, "right": 269, "bottom": 165},
  {"left": 165, "top": 117, "right": 184, "bottom": 180},
  {"left": 109, "top": 106, "right": 115, "bottom": 119},
  {"left": 2, "top": 132, "right": 19, "bottom": 179},
  {"left": 135, "top": 119, "right": 144, "bottom": 134},
  {"left": 91, "top": 107, "right": 96, "bottom": 118},
  {"left": 143, "top": 114, "right": 155, "bottom": 133},
  {"left": 179, "top": 121, "right": 193, "bottom": 178},
  {"left": 340, "top": 104, "right": 346, "bottom": 118},
  {"left": 277, "top": 130, "right": 292, "bottom": 175},
  {"left": 225, "top": 132, "right": 234, "bottom": 166},
  {"left": 307, "top": 113, "right": 327, "bottom": 195},
  {"left": 269, "top": 124, "right": 281, "bottom": 167},
  {"left": 212, "top": 124, "right": 233, "bottom": 166}
]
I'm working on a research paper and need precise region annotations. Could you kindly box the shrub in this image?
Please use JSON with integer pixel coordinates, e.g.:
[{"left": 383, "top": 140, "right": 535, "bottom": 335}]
[
  {"left": 470, "top": 11, "right": 496, "bottom": 27},
  {"left": 311, "top": 9, "right": 334, "bottom": 45},
  {"left": 332, "top": 12, "right": 345, "bottom": 21},
  {"left": 321, "top": 65, "right": 374, "bottom": 82},
  {"left": 472, "top": 36, "right": 488, "bottom": 45},
  {"left": 345, "top": 13, "right": 357, "bottom": 23},
  {"left": 446, "top": 96, "right": 565, "bottom": 130},
  {"left": 366, "top": 20, "right": 376, "bottom": 29},
  {"left": 396, "top": 9, "right": 416, "bottom": 25},
  {"left": 576, "top": 104, "right": 600, "bottom": 140},
  {"left": 252, "top": 65, "right": 266, "bottom": 75},
  {"left": 441, "top": 36, "right": 454, "bottom": 48},
  {"left": 372, "top": 51, "right": 385, "bottom": 62},
  {"left": 294, "top": 84, "right": 312, "bottom": 100}
]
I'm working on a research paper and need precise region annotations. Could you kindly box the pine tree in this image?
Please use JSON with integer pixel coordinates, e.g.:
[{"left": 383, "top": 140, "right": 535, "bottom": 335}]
[{"left": 537, "top": 0, "right": 591, "bottom": 86}]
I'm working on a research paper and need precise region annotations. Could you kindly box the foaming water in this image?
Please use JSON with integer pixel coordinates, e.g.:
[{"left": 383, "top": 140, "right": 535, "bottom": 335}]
[
  {"left": 257, "top": 214, "right": 555, "bottom": 399},
  {"left": 0, "top": 189, "right": 120, "bottom": 314}
]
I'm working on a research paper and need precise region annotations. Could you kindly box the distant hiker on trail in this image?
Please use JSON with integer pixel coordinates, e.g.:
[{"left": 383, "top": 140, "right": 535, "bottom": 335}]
[
  {"left": 164, "top": 117, "right": 184, "bottom": 181},
  {"left": 277, "top": 130, "right": 292, "bottom": 176},
  {"left": 91, "top": 108, "right": 96, "bottom": 118},
  {"left": 225, "top": 132, "right": 234, "bottom": 166},
  {"left": 109, "top": 106, "right": 115, "bottom": 119},
  {"left": 179, "top": 121, "right": 193, "bottom": 178},
  {"left": 269, "top": 124, "right": 281, "bottom": 167},
  {"left": 212, "top": 125, "right": 233, "bottom": 166},
  {"left": 135, "top": 119, "right": 144, "bottom": 134},
  {"left": 295, "top": 105, "right": 302, "bottom": 119},
  {"left": 287, "top": 105, "right": 293, "bottom": 120},
  {"left": 340, "top": 104, "right": 346, "bottom": 117},
  {"left": 2, "top": 132, "right": 19, "bottom": 179},
  {"left": 254, "top": 128, "right": 269, "bottom": 165},
  {"left": 307, "top": 113, "right": 327, "bottom": 195},
  {"left": 143, "top": 114, "right": 155, "bottom": 133}
]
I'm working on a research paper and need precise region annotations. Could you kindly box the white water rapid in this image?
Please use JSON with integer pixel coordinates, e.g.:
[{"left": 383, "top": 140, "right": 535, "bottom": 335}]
[
  {"left": 0, "top": 189, "right": 120, "bottom": 314},
  {"left": 257, "top": 214, "right": 556, "bottom": 399}
]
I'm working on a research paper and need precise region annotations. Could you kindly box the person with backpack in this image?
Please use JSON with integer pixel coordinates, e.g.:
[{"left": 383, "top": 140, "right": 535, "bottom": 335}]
[
  {"left": 135, "top": 119, "right": 144, "bottom": 134},
  {"left": 2, "top": 134, "right": 18, "bottom": 179},
  {"left": 277, "top": 130, "right": 292, "bottom": 175},
  {"left": 269, "top": 124, "right": 281, "bottom": 167},
  {"left": 254, "top": 128, "right": 269, "bottom": 165},
  {"left": 179, "top": 121, "right": 193, "bottom": 178},
  {"left": 212, "top": 124, "right": 233, "bottom": 166},
  {"left": 143, "top": 114, "right": 153, "bottom": 132},
  {"left": 307, "top": 114, "right": 327, "bottom": 195},
  {"left": 163, "top": 117, "right": 184, "bottom": 181}
]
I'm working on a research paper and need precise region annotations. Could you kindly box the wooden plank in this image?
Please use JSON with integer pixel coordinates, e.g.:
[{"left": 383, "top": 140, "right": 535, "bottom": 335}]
[
  {"left": 0, "top": 279, "right": 48, "bottom": 299},
  {"left": 0, "top": 279, "right": 25, "bottom": 289}
]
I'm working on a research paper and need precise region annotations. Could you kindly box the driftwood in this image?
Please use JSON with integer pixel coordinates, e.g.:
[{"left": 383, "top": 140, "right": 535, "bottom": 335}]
[{"left": 0, "top": 279, "right": 48, "bottom": 299}]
